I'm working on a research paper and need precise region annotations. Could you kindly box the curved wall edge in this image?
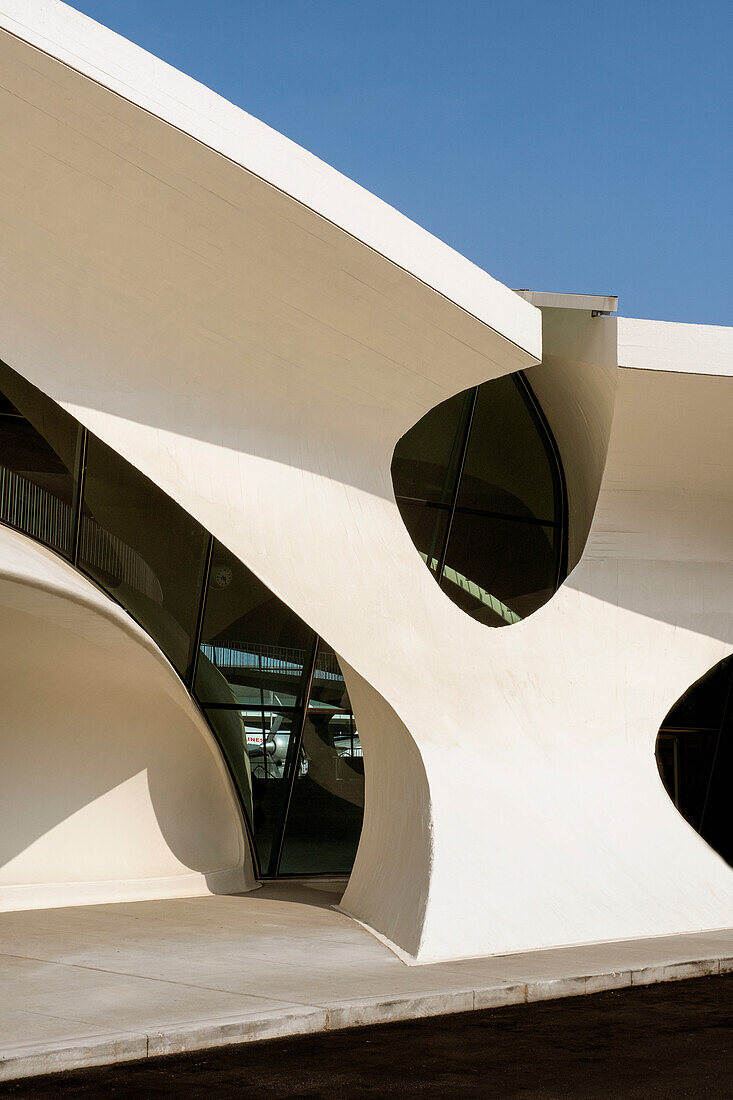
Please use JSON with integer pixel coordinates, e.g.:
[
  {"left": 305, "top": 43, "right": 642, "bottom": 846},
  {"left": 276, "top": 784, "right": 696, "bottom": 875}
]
[
  {"left": 0, "top": 525, "right": 255, "bottom": 911},
  {"left": 525, "top": 310, "right": 619, "bottom": 572},
  {"left": 337, "top": 660, "right": 433, "bottom": 958},
  {"left": 0, "top": 867, "right": 253, "bottom": 915}
]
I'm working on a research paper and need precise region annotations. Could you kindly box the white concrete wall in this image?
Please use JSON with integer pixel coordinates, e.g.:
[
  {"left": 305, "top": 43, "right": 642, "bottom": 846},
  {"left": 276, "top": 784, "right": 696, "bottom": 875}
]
[
  {"left": 526, "top": 308, "right": 618, "bottom": 570},
  {"left": 0, "top": 1, "right": 732, "bottom": 959},
  {"left": 0, "top": 526, "right": 253, "bottom": 912}
]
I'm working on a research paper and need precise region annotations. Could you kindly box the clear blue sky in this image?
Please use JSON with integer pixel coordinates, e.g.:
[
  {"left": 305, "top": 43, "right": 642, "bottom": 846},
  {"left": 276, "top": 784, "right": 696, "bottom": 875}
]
[{"left": 69, "top": 1, "right": 732, "bottom": 326}]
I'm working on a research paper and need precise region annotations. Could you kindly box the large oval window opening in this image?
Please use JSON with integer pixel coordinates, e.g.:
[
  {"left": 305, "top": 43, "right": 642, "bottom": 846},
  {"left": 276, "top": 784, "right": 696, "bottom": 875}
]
[
  {"left": 391, "top": 372, "right": 567, "bottom": 626},
  {"left": 656, "top": 655, "right": 733, "bottom": 866}
]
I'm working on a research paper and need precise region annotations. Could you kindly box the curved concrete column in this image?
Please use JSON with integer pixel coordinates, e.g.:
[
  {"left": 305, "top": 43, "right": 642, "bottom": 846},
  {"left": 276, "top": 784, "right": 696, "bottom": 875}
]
[
  {"left": 0, "top": 526, "right": 253, "bottom": 912},
  {"left": 0, "top": 2, "right": 732, "bottom": 959},
  {"left": 526, "top": 307, "right": 619, "bottom": 569},
  {"left": 337, "top": 662, "right": 433, "bottom": 958}
]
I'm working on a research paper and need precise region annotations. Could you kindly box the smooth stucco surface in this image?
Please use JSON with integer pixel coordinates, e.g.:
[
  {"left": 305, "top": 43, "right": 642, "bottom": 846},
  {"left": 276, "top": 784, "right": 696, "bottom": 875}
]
[
  {"left": 0, "top": 0, "right": 731, "bottom": 962},
  {"left": 0, "top": 525, "right": 253, "bottom": 911}
]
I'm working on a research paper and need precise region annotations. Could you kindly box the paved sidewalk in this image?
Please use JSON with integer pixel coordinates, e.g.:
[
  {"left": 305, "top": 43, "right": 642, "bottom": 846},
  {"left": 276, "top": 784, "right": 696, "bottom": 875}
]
[{"left": 1, "top": 881, "right": 732, "bottom": 1083}]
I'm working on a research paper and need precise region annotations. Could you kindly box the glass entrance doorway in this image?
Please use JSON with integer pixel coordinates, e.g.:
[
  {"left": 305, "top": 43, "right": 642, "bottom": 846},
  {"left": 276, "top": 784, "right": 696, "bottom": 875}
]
[{"left": 194, "top": 541, "right": 364, "bottom": 877}]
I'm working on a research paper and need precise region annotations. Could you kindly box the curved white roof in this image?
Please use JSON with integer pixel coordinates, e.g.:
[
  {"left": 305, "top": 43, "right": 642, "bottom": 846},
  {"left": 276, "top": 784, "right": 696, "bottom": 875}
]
[{"left": 0, "top": 0, "right": 540, "bottom": 360}]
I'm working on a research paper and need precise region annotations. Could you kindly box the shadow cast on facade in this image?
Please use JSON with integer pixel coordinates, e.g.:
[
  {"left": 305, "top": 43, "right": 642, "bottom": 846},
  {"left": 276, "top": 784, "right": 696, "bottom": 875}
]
[{"left": 0, "top": 549, "right": 247, "bottom": 901}]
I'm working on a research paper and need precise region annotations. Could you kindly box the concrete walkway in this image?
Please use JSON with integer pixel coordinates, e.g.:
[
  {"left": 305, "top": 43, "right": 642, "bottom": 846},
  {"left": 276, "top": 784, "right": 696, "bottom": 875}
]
[{"left": 1, "top": 881, "right": 731, "bottom": 1083}]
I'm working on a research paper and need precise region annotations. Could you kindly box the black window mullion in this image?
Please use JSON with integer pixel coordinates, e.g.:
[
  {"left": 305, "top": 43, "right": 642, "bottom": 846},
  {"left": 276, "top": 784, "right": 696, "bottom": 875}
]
[
  {"left": 187, "top": 533, "right": 214, "bottom": 691},
  {"left": 450, "top": 505, "right": 560, "bottom": 527},
  {"left": 71, "top": 427, "right": 88, "bottom": 567},
  {"left": 270, "top": 633, "right": 320, "bottom": 876},
  {"left": 399, "top": 495, "right": 560, "bottom": 528},
  {"left": 201, "top": 703, "right": 302, "bottom": 714},
  {"left": 436, "top": 386, "right": 478, "bottom": 583},
  {"left": 699, "top": 663, "right": 733, "bottom": 832},
  {"left": 515, "top": 372, "right": 568, "bottom": 589}
]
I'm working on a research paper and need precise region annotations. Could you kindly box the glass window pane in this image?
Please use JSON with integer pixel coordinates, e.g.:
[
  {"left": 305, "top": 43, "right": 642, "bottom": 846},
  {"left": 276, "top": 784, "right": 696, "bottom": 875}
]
[
  {"left": 252, "top": 708, "right": 300, "bottom": 874},
  {"left": 662, "top": 659, "right": 732, "bottom": 730},
  {"left": 202, "top": 706, "right": 254, "bottom": 830},
  {"left": 659, "top": 731, "right": 718, "bottom": 831},
  {"left": 394, "top": 499, "right": 449, "bottom": 575},
  {"left": 203, "top": 706, "right": 302, "bottom": 874},
  {"left": 278, "top": 707, "right": 364, "bottom": 875},
  {"left": 309, "top": 638, "right": 352, "bottom": 710},
  {"left": 79, "top": 435, "right": 209, "bottom": 677},
  {"left": 656, "top": 657, "right": 733, "bottom": 868},
  {"left": 195, "top": 541, "right": 316, "bottom": 707},
  {"left": 697, "top": 723, "right": 733, "bottom": 865},
  {"left": 455, "top": 376, "right": 557, "bottom": 522},
  {"left": 441, "top": 512, "right": 559, "bottom": 626},
  {"left": 0, "top": 361, "right": 82, "bottom": 559},
  {"left": 391, "top": 389, "right": 471, "bottom": 504}
]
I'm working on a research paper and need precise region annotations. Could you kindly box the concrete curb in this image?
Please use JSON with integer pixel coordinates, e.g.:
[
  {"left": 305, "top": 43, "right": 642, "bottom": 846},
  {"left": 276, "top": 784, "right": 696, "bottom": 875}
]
[{"left": 2, "top": 955, "right": 730, "bottom": 1083}]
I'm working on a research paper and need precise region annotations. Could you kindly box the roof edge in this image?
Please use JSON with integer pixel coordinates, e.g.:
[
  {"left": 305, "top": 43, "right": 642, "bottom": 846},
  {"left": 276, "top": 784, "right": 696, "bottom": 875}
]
[
  {"left": 0, "top": 0, "right": 541, "bottom": 362},
  {"left": 618, "top": 316, "right": 733, "bottom": 377},
  {"left": 514, "top": 290, "right": 618, "bottom": 314}
]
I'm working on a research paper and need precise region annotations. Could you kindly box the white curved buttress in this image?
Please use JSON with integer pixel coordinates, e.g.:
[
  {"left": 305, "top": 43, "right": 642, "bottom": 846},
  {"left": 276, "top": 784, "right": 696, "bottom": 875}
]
[{"left": 0, "top": 525, "right": 253, "bottom": 911}]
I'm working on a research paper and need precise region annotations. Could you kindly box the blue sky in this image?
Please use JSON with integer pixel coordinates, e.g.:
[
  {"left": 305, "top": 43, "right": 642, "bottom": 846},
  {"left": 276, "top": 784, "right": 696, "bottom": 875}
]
[{"left": 69, "top": 1, "right": 732, "bottom": 326}]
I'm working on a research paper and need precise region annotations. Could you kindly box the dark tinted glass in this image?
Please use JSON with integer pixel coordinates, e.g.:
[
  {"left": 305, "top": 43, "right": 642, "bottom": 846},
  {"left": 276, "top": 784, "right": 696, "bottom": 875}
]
[
  {"left": 391, "top": 372, "right": 565, "bottom": 629},
  {"left": 0, "top": 362, "right": 82, "bottom": 558},
  {"left": 441, "top": 512, "right": 558, "bottom": 625},
  {"left": 455, "top": 376, "right": 556, "bottom": 521},
  {"left": 394, "top": 500, "right": 449, "bottom": 575},
  {"left": 656, "top": 655, "right": 733, "bottom": 867},
  {"left": 195, "top": 541, "right": 316, "bottom": 707},
  {"left": 308, "top": 637, "right": 352, "bottom": 710},
  {"left": 391, "top": 390, "right": 471, "bottom": 504},
  {"left": 79, "top": 435, "right": 209, "bottom": 677},
  {"left": 662, "top": 661, "right": 731, "bottom": 729},
  {"left": 204, "top": 704, "right": 302, "bottom": 873},
  {"left": 279, "top": 639, "right": 363, "bottom": 874},
  {"left": 278, "top": 711, "right": 364, "bottom": 874},
  {"left": 202, "top": 706, "right": 254, "bottom": 827},
  {"left": 250, "top": 708, "right": 300, "bottom": 873},
  {"left": 697, "top": 723, "right": 733, "bottom": 865}
]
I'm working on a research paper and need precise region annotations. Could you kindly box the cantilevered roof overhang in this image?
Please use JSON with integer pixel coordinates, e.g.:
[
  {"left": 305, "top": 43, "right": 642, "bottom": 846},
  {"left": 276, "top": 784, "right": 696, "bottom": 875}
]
[{"left": 0, "top": 0, "right": 540, "bottom": 431}]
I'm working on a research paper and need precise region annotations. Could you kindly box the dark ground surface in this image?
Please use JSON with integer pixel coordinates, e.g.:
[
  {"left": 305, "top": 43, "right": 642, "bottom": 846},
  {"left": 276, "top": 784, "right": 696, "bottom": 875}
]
[{"left": 2, "top": 974, "right": 732, "bottom": 1098}]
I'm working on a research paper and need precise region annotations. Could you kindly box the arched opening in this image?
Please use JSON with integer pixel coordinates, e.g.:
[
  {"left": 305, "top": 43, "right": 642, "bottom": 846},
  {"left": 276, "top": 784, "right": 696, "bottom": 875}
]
[
  {"left": 0, "top": 358, "right": 362, "bottom": 881},
  {"left": 656, "top": 656, "right": 733, "bottom": 866},
  {"left": 391, "top": 371, "right": 567, "bottom": 625}
]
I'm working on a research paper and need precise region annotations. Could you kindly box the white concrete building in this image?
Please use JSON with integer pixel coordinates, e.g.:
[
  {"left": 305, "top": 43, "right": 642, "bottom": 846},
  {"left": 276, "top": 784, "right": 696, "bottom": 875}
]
[{"left": 0, "top": 0, "right": 731, "bottom": 964}]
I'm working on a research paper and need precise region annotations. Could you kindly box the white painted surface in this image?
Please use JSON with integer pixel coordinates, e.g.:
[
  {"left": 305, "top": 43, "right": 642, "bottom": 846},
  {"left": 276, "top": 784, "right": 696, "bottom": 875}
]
[
  {"left": 0, "top": 527, "right": 252, "bottom": 911},
  {"left": 525, "top": 309, "right": 618, "bottom": 570},
  {"left": 618, "top": 316, "right": 733, "bottom": 376},
  {"left": 0, "top": 0, "right": 539, "bottom": 360},
  {"left": 0, "top": 2, "right": 731, "bottom": 960}
]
